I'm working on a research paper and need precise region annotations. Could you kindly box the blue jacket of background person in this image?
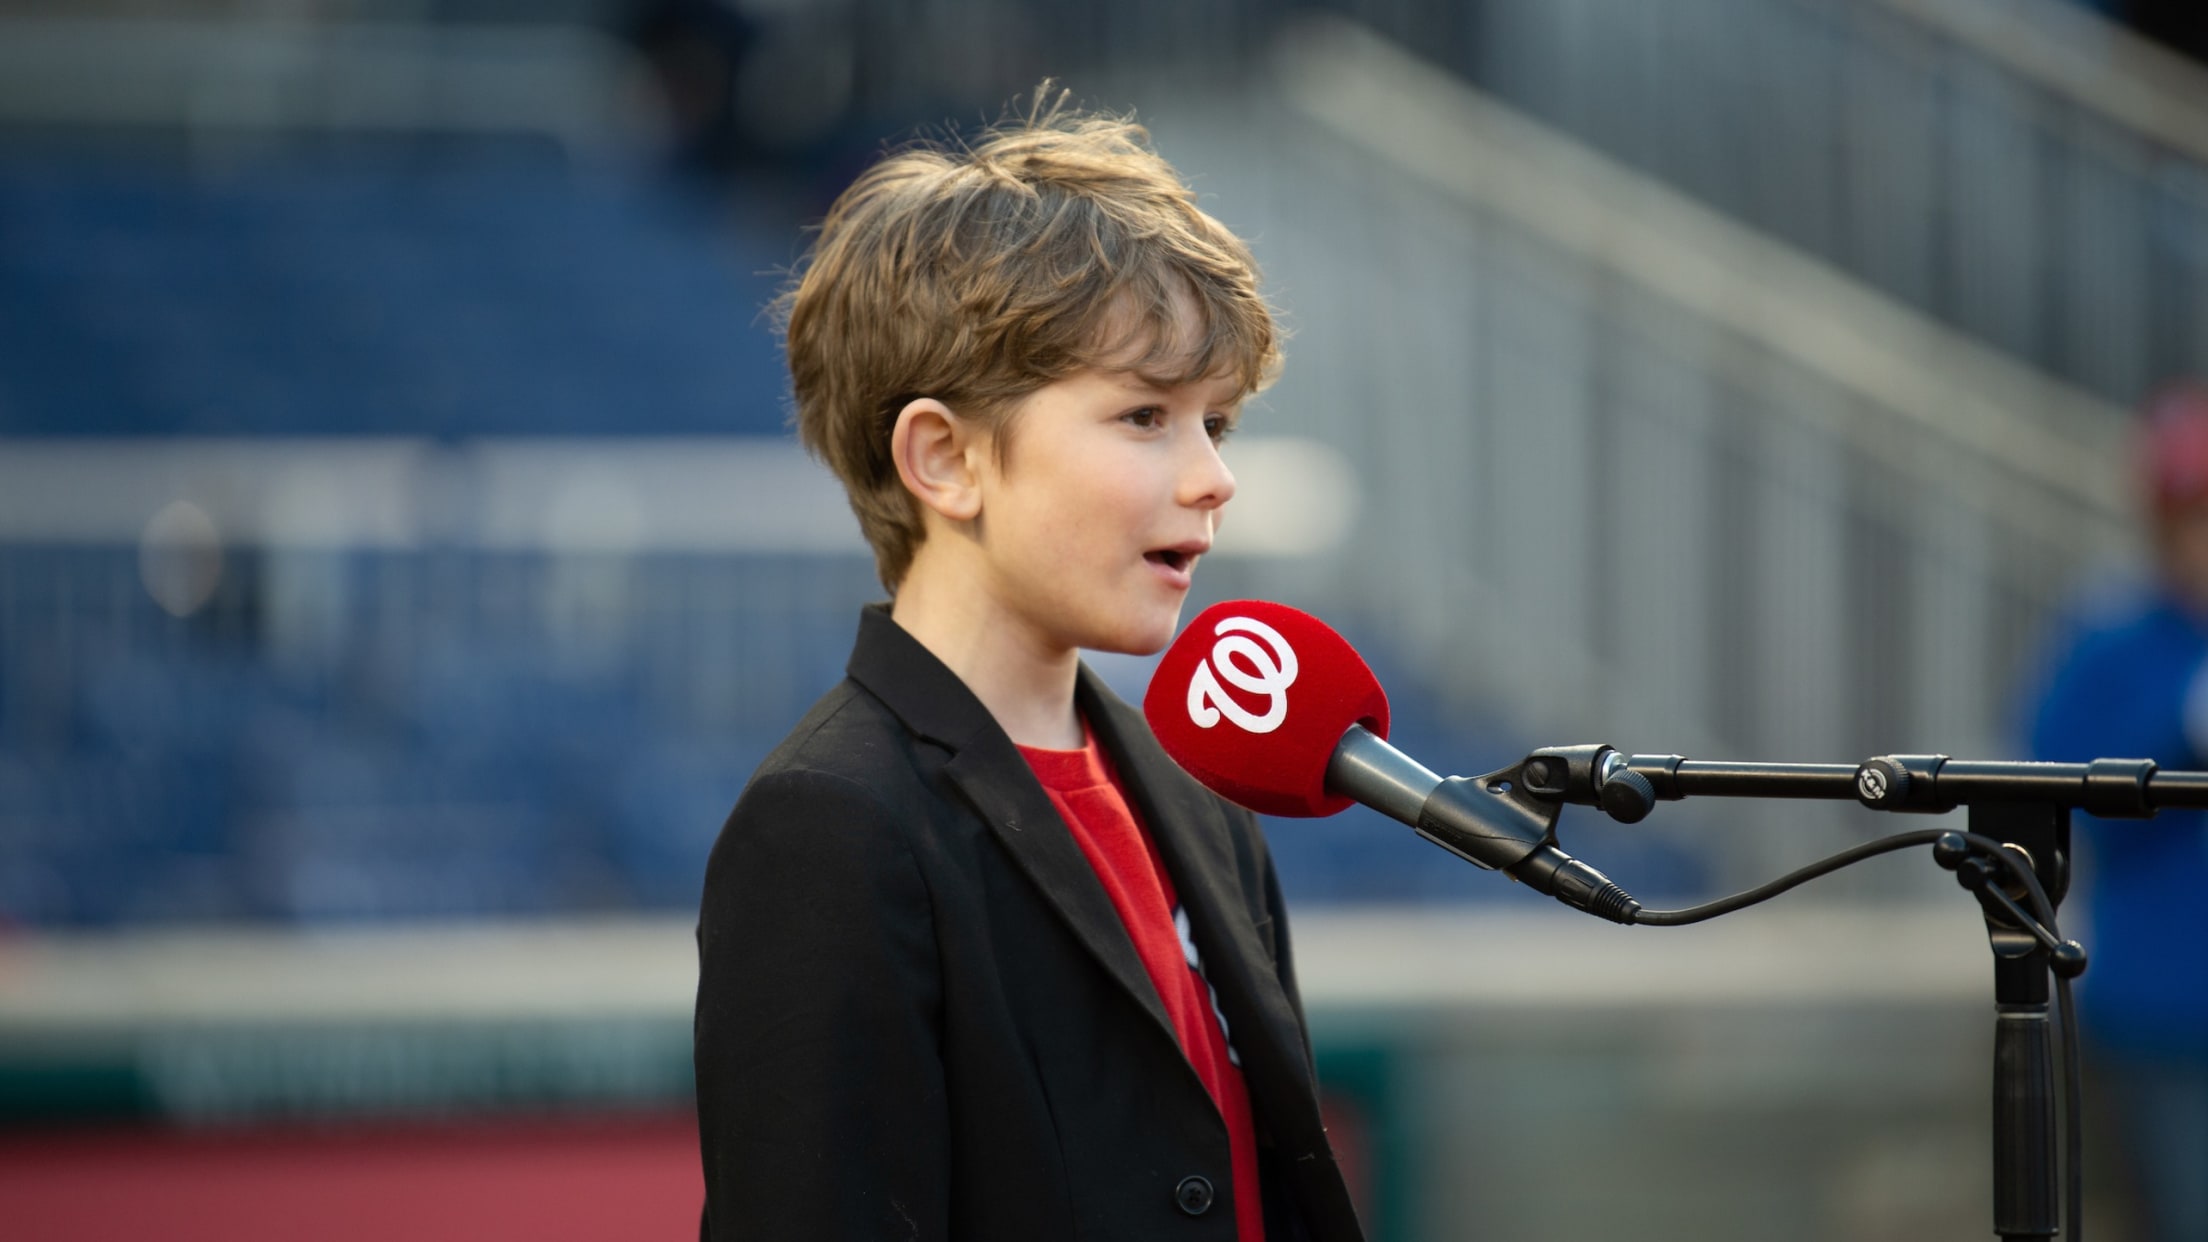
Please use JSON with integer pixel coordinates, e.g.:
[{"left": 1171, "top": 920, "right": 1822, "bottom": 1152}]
[{"left": 2028, "top": 591, "right": 2208, "bottom": 1055}]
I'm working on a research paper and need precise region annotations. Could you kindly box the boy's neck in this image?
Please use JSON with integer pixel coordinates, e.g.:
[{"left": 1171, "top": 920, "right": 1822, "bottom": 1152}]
[{"left": 890, "top": 562, "right": 1085, "bottom": 749}]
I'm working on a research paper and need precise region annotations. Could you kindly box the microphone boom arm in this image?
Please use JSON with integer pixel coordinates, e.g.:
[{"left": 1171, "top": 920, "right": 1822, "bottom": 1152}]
[{"left": 1480, "top": 742, "right": 2208, "bottom": 1242}]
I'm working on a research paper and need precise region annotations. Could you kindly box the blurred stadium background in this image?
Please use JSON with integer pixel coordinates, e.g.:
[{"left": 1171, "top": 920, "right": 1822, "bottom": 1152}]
[{"left": 1, "top": 0, "right": 2203, "bottom": 1238}]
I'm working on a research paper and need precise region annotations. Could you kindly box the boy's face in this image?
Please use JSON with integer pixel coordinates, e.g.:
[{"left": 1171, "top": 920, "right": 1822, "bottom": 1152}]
[
  {"left": 2161, "top": 499, "right": 2208, "bottom": 620},
  {"left": 968, "top": 364, "right": 1241, "bottom": 658}
]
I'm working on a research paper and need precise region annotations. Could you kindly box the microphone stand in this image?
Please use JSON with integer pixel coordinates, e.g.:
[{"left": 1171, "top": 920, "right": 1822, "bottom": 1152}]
[{"left": 1474, "top": 747, "right": 2208, "bottom": 1242}]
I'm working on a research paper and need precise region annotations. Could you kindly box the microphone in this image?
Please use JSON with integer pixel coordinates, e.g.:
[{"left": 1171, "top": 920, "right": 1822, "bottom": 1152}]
[{"left": 1143, "top": 600, "right": 1641, "bottom": 924}]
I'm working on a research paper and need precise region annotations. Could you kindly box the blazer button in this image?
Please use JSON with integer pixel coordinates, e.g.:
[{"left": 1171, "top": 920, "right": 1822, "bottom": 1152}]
[{"left": 1174, "top": 1174, "right": 1215, "bottom": 1216}]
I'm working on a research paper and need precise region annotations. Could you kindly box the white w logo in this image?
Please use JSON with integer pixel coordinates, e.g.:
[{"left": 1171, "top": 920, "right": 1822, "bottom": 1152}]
[{"left": 1187, "top": 616, "right": 1299, "bottom": 734}]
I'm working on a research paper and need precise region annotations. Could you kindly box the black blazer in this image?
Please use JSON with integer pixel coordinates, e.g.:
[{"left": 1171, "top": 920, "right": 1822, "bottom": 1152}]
[{"left": 695, "top": 605, "right": 1364, "bottom": 1241}]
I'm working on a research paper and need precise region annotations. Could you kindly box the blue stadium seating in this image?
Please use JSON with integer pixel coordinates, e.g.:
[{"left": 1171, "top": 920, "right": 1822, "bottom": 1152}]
[{"left": 0, "top": 153, "right": 793, "bottom": 437}]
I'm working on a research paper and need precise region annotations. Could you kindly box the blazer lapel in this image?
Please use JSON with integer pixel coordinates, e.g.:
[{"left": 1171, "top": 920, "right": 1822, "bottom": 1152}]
[
  {"left": 939, "top": 740, "right": 1179, "bottom": 1046},
  {"left": 844, "top": 607, "right": 1178, "bottom": 1051},
  {"left": 1080, "top": 671, "right": 1329, "bottom": 1143}
]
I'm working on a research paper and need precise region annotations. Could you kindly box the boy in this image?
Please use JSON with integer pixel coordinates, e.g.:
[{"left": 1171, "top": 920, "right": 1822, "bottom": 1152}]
[{"left": 693, "top": 96, "right": 1365, "bottom": 1241}]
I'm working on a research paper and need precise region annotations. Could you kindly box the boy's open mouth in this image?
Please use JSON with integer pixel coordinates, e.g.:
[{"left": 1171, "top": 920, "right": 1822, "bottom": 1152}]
[{"left": 1146, "top": 549, "right": 1192, "bottom": 572}]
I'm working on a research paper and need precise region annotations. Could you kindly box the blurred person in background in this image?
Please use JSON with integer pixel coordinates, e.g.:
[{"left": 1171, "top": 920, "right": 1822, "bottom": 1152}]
[
  {"left": 2026, "top": 382, "right": 2208, "bottom": 1242},
  {"left": 627, "top": 0, "right": 762, "bottom": 182}
]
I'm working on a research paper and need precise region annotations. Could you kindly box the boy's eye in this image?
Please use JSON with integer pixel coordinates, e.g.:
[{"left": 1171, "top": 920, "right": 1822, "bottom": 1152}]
[
  {"left": 1205, "top": 414, "right": 1236, "bottom": 442},
  {"left": 1124, "top": 407, "right": 1163, "bottom": 429}
]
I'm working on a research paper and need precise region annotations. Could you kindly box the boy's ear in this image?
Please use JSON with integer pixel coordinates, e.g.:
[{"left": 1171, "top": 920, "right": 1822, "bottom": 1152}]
[{"left": 891, "top": 397, "right": 984, "bottom": 523}]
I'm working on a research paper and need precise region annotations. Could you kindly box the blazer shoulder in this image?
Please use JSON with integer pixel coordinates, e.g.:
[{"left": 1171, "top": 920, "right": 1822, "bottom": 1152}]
[
  {"left": 714, "top": 682, "right": 905, "bottom": 834},
  {"left": 747, "top": 677, "right": 935, "bottom": 798},
  {"left": 703, "top": 683, "right": 941, "bottom": 928}
]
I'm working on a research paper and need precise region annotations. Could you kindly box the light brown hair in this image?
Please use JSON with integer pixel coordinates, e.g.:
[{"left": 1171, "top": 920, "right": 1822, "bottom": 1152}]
[{"left": 778, "top": 89, "right": 1281, "bottom": 590}]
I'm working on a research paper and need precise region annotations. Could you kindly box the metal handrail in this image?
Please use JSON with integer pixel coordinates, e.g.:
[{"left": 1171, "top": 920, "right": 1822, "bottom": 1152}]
[{"left": 1272, "top": 15, "right": 2135, "bottom": 551}]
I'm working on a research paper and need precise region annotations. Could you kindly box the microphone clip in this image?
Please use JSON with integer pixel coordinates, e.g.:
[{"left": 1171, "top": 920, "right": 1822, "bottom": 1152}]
[
  {"left": 1415, "top": 760, "right": 1643, "bottom": 924},
  {"left": 1412, "top": 743, "right": 1645, "bottom": 873},
  {"left": 1518, "top": 744, "right": 1659, "bottom": 824},
  {"left": 1414, "top": 767, "right": 1561, "bottom": 873}
]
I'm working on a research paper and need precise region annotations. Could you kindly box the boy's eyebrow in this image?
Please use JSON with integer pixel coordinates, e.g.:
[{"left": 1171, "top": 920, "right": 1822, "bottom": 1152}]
[
  {"left": 1105, "top": 368, "right": 1179, "bottom": 393},
  {"left": 1111, "top": 369, "right": 1245, "bottom": 403}
]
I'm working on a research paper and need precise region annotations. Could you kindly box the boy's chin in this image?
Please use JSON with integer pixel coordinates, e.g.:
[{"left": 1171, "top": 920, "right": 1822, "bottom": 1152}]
[{"left": 1087, "top": 607, "right": 1185, "bottom": 658}]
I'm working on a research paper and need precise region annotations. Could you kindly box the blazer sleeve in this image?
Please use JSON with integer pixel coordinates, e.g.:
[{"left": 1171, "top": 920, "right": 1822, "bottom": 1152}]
[{"left": 694, "top": 767, "right": 949, "bottom": 1241}]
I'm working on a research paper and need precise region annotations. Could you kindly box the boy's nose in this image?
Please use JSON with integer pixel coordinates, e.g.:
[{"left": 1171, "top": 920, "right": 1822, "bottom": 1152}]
[{"left": 1180, "top": 436, "right": 1236, "bottom": 510}]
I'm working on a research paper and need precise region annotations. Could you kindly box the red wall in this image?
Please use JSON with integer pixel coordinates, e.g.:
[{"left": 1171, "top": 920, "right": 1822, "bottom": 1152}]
[{"left": 0, "top": 1111, "right": 704, "bottom": 1242}]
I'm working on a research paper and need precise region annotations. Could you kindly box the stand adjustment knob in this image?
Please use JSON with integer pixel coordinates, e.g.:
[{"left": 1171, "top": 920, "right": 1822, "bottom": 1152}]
[
  {"left": 1931, "top": 831, "right": 1971, "bottom": 870},
  {"left": 1598, "top": 768, "right": 1656, "bottom": 823},
  {"left": 2050, "top": 940, "right": 2089, "bottom": 978},
  {"left": 1855, "top": 758, "right": 1910, "bottom": 808}
]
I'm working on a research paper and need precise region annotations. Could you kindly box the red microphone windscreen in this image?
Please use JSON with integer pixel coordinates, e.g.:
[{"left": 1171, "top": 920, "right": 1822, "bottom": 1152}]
[{"left": 1142, "top": 600, "right": 1391, "bottom": 817}]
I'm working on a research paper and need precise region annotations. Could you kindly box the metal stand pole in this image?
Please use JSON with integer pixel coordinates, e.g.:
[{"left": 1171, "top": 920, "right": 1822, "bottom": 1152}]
[{"left": 1972, "top": 802, "right": 2069, "bottom": 1241}]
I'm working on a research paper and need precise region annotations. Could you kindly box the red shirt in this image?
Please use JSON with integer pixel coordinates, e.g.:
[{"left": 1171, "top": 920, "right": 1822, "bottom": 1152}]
[{"left": 1018, "top": 727, "right": 1263, "bottom": 1242}]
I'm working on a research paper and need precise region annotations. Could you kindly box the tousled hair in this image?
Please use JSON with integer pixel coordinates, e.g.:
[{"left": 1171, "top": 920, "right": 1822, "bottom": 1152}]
[{"left": 777, "top": 87, "right": 1281, "bottom": 591}]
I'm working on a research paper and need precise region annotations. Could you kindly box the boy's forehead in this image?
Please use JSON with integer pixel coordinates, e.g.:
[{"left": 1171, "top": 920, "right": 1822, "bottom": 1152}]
[
  {"left": 1078, "top": 274, "right": 1266, "bottom": 400},
  {"left": 1088, "top": 317, "right": 1243, "bottom": 397},
  {"left": 1094, "top": 281, "right": 1213, "bottom": 361}
]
